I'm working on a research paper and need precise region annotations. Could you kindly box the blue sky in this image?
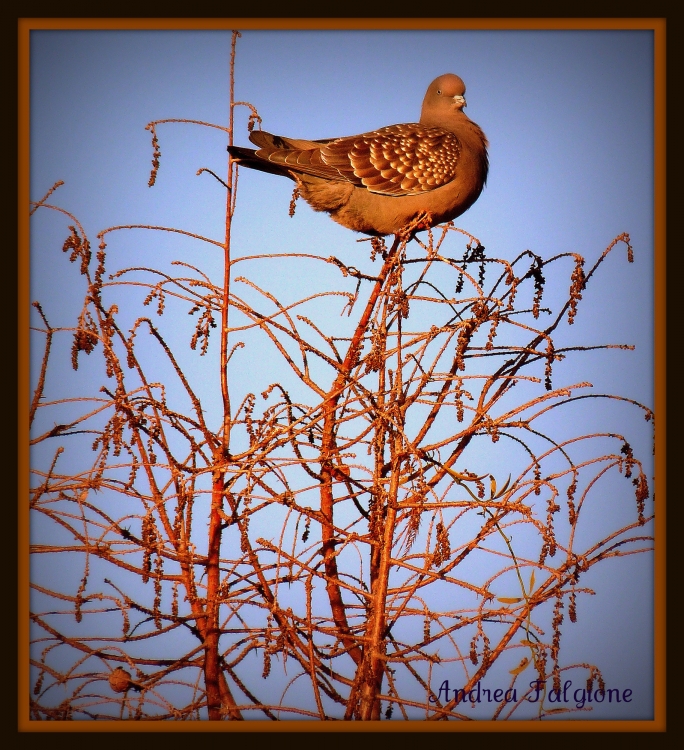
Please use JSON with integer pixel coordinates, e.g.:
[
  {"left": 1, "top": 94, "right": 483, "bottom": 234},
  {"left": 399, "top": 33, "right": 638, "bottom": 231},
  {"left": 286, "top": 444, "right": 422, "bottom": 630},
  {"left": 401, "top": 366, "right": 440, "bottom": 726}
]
[{"left": 29, "top": 27, "right": 655, "bottom": 720}]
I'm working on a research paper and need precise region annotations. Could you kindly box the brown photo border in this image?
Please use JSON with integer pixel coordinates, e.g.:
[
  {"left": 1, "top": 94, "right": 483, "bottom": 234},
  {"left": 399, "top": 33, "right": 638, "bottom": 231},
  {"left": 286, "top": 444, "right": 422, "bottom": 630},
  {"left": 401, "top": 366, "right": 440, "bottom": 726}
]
[{"left": 17, "top": 16, "right": 666, "bottom": 733}]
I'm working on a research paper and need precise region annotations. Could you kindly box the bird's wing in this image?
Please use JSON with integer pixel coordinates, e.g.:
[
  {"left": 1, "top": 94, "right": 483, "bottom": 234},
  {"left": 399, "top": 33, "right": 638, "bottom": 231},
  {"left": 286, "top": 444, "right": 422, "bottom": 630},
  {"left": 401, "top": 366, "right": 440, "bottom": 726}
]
[
  {"left": 322, "top": 124, "right": 462, "bottom": 196},
  {"left": 249, "top": 125, "right": 462, "bottom": 196},
  {"left": 249, "top": 130, "right": 351, "bottom": 183}
]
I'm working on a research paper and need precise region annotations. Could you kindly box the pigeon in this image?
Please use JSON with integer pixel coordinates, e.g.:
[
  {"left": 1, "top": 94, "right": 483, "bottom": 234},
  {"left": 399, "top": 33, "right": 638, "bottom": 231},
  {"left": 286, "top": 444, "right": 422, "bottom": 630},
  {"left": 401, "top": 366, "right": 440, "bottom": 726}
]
[{"left": 228, "top": 74, "right": 488, "bottom": 237}]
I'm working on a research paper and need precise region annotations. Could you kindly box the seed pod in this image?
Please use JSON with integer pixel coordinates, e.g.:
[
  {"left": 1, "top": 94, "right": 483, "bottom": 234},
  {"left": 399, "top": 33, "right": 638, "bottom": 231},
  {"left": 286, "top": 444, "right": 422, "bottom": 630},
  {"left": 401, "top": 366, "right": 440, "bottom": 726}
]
[{"left": 109, "top": 667, "right": 132, "bottom": 693}]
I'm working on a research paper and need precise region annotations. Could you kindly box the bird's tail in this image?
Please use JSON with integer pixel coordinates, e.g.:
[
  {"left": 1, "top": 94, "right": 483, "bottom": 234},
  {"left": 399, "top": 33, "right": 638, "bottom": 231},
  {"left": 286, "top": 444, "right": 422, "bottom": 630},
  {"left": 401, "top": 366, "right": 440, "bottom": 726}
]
[{"left": 227, "top": 145, "right": 295, "bottom": 180}]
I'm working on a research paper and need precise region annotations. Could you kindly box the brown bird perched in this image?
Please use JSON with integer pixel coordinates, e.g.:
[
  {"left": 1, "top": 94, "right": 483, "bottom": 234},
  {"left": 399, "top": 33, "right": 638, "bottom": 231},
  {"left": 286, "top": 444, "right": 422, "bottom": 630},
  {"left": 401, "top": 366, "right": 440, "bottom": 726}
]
[{"left": 228, "top": 74, "right": 488, "bottom": 237}]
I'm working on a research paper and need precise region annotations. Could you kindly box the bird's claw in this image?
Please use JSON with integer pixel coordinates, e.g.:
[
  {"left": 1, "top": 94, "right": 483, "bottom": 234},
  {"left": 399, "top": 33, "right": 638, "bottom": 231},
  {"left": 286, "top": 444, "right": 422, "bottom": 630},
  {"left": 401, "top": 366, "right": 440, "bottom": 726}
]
[{"left": 396, "top": 211, "right": 435, "bottom": 243}]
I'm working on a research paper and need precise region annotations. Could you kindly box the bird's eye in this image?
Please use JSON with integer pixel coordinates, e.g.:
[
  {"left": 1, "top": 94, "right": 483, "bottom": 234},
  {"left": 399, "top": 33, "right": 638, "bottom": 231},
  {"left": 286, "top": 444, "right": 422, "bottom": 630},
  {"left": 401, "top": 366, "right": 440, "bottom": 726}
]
[{"left": 437, "top": 89, "right": 442, "bottom": 95}]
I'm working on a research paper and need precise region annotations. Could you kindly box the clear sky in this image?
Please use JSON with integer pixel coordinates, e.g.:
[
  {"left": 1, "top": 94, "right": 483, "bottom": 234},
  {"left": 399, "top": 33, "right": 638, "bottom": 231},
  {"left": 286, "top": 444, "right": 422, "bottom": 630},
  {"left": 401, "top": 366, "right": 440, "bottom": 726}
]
[{"left": 29, "top": 27, "right": 655, "bottom": 720}]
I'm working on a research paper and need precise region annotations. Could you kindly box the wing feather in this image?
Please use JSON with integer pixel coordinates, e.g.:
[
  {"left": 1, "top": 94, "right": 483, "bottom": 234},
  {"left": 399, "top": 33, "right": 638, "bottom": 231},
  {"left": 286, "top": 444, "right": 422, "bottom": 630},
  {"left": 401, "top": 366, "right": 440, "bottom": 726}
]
[{"left": 245, "top": 124, "right": 462, "bottom": 196}]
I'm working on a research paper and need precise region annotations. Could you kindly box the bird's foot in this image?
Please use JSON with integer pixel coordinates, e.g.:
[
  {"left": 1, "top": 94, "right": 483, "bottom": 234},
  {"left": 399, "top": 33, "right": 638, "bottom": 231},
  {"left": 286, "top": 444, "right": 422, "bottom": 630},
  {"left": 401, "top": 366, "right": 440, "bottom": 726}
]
[{"left": 396, "top": 211, "right": 435, "bottom": 243}]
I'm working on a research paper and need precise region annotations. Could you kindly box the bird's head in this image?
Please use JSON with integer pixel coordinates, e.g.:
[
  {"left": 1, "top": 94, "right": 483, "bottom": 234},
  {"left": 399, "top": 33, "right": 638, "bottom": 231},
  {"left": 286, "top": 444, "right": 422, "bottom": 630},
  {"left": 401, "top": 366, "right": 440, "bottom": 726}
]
[{"left": 420, "top": 74, "right": 468, "bottom": 126}]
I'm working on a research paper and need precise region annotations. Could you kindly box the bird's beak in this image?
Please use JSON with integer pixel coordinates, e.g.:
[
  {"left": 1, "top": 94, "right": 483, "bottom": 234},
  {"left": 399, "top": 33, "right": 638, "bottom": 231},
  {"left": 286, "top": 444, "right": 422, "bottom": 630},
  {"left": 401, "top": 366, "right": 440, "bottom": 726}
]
[{"left": 453, "top": 95, "right": 467, "bottom": 108}]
